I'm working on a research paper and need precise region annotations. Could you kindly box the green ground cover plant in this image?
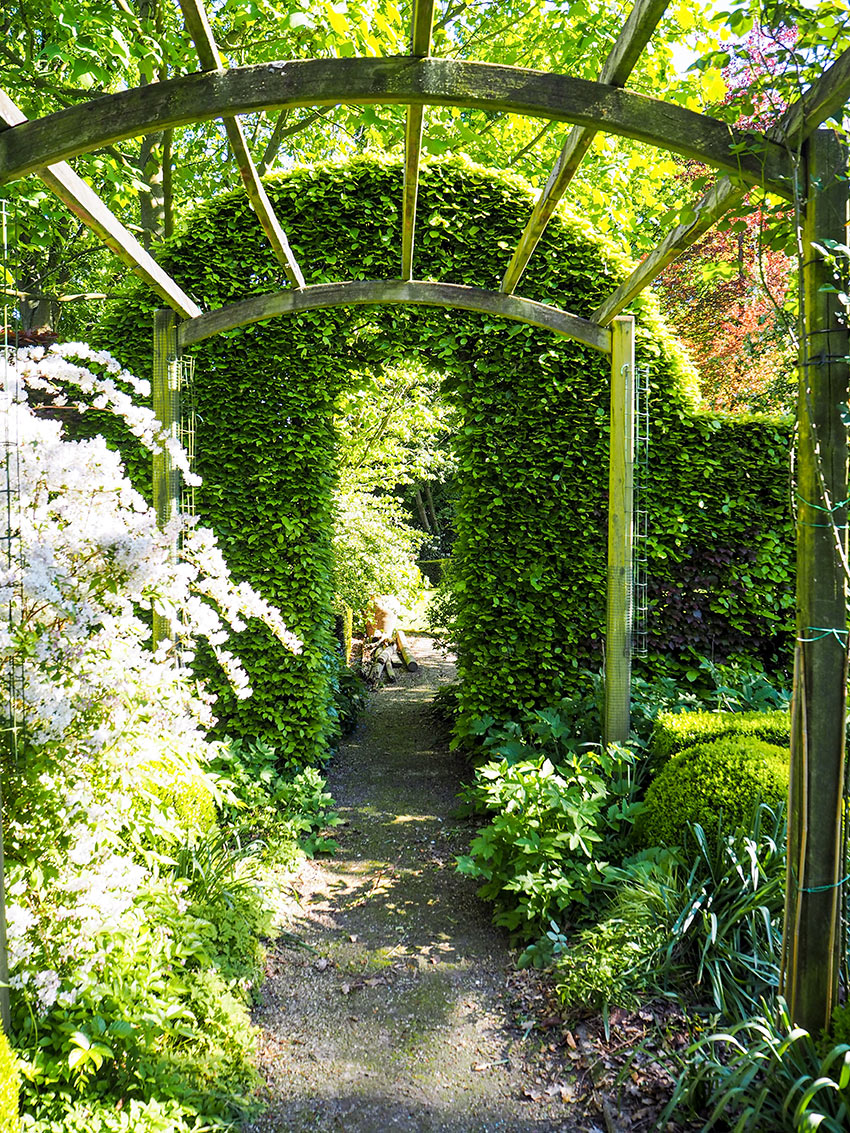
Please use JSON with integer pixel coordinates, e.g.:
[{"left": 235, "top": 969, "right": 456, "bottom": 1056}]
[
  {"left": 456, "top": 708, "right": 644, "bottom": 941},
  {"left": 0, "top": 1028, "right": 20, "bottom": 1133}
]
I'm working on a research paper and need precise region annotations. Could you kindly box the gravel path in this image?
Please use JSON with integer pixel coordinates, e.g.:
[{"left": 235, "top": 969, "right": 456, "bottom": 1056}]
[{"left": 244, "top": 637, "right": 583, "bottom": 1133}]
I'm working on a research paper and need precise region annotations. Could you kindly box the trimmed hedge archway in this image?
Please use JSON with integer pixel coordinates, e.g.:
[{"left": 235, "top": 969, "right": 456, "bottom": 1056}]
[{"left": 101, "top": 156, "right": 794, "bottom": 760}]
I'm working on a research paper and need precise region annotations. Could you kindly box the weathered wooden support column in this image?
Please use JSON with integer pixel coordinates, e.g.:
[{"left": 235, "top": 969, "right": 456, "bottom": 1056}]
[
  {"left": 604, "top": 314, "right": 635, "bottom": 746},
  {"left": 152, "top": 309, "right": 181, "bottom": 648},
  {"left": 0, "top": 798, "right": 9, "bottom": 1034},
  {"left": 781, "top": 128, "right": 850, "bottom": 1035}
]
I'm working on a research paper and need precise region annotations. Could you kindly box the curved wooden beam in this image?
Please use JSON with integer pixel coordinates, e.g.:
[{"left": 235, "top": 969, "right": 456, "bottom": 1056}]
[
  {"left": 592, "top": 44, "right": 850, "bottom": 325},
  {"left": 176, "top": 279, "right": 612, "bottom": 353},
  {"left": 0, "top": 57, "right": 794, "bottom": 198}
]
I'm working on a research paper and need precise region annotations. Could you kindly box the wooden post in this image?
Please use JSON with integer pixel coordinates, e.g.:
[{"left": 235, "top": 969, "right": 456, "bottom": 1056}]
[
  {"left": 0, "top": 795, "right": 9, "bottom": 1033},
  {"left": 152, "top": 309, "right": 181, "bottom": 647},
  {"left": 780, "top": 128, "right": 850, "bottom": 1035},
  {"left": 604, "top": 315, "right": 635, "bottom": 746}
]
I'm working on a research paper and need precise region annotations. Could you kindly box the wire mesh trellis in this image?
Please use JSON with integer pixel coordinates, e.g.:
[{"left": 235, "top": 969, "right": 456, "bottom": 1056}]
[
  {"left": 632, "top": 362, "right": 650, "bottom": 657},
  {"left": 0, "top": 197, "right": 23, "bottom": 1032},
  {"left": 177, "top": 353, "right": 197, "bottom": 521}
]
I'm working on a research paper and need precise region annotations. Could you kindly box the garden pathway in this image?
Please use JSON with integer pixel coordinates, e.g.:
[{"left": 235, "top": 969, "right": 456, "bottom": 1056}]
[{"left": 244, "top": 636, "right": 587, "bottom": 1133}]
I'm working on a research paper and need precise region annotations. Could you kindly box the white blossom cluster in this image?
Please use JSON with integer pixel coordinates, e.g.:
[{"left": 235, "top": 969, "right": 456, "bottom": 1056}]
[
  {"left": 0, "top": 343, "right": 302, "bottom": 1017},
  {"left": 0, "top": 343, "right": 302, "bottom": 738}
]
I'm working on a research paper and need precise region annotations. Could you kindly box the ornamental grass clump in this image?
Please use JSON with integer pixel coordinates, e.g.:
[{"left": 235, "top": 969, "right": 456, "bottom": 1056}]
[
  {"left": 557, "top": 802, "right": 785, "bottom": 1020},
  {"left": 661, "top": 999, "right": 850, "bottom": 1132}
]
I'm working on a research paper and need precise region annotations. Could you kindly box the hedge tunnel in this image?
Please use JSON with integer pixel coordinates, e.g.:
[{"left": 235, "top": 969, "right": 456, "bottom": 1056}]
[
  {"left": 99, "top": 157, "right": 795, "bottom": 759},
  {"left": 2, "top": 0, "right": 848, "bottom": 1037}
]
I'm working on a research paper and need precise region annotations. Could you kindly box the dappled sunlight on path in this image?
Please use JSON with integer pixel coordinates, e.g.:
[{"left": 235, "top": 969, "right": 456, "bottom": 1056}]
[{"left": 244, "top": 638, "right": 582, "bottom": 1133}]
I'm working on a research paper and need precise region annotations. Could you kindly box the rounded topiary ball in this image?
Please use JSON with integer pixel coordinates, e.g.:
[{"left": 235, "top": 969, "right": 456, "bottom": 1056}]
[
  {"left": 634, "top": 736, "right": 789, "bottom": 849},
  {"left": 0, "top": 1027, "right": 20, "bottom": 1133}
]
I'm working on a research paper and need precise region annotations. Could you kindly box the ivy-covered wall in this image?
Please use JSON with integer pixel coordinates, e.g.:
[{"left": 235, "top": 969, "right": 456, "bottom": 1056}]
[{"left": 97, "top": 156, "right": 794, "bottom": 753}]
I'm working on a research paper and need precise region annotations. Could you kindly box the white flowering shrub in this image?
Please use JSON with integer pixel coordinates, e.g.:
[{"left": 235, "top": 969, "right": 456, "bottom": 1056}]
[{"left": 0, "top": 343, "right": 307, "bottom": 1131}]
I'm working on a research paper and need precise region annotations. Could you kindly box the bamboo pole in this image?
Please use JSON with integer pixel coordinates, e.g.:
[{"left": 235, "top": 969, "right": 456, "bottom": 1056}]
[
  {"left": 604, "top": 315, "right": 635, "bottom": 746},
  {"left": 152, "top": 309, "right": 181, "bottom": 648},
  {"left": 780, "top": 129, "right": 850, "bottom": 1035}
]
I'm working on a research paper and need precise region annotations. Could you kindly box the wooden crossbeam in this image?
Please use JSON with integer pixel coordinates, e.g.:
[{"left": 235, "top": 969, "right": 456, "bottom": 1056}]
[
  {"left": 177, "top": 279, "right": 613, "bottom": 353},
  {"left": 501, "top": 0, "right": 669, "bottom": 294},
  {"left": 592, "top": 44, "right": 850, "bottom": 325},
  {"left": 0, "top": 60, "right": 797, "bottom": 199},
  {"left": 177, "top": 0, "right": 304, "bottom": 288},
  {"left": 402, "top": 0, "right": 436, "bottom": 281},
  {"left": 0, "top": 89, "right": 201, "bottom": 319}
]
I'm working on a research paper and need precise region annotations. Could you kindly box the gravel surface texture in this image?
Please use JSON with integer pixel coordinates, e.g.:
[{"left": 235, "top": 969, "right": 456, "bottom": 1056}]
[{"left": 243, "top": 637, "right": 589, "bottom": 1132}]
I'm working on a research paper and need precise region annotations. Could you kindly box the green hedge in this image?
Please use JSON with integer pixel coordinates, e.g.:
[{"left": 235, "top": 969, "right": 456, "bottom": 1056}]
[
  {"left": 94, "top": 156, "right": 794, "bottom": 753},
  {"left": 635, "top": 736, "right": 789, "bottom": 849},
  {"left": 649, "top": 709, "right": 791, "bottom": 772}
]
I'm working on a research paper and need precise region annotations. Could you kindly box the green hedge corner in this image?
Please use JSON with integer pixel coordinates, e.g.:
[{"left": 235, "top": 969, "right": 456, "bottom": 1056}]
[{"left": 649, "top": 708, "right": 791, "bottom": 772}]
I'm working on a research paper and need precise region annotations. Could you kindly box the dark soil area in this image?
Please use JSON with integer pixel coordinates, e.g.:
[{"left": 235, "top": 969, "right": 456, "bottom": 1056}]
[{"left": 244, "top": 637, "right": 689, "bottom": 1133}]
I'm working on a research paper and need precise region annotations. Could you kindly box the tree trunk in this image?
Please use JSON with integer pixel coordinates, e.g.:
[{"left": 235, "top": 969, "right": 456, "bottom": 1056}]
[{"left": 414, "top": 486, "right": 432, "bottom": 533}]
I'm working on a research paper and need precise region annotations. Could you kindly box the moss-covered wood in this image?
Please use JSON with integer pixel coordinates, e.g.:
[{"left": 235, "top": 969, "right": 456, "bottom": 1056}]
[
  {"left": 0, "top": 58, "right": 796, "bottom": 196},
  {"left": 781, "top": 128, "right": 850, "bottom": 1036},
  {"left": 177, "top": 279, "right": 612, "bottom": 353},
  {"left": 501, "top": 0, "right": 669, "bottom": 295},
  {"left": 176, "top": 0, "right": 306, "bottom": 287},
  {"left": 0, "top": 89, "right": 202, "bottom": 319},
  {"left": 593, "top": 45, "right": 850, "bottom": 325}
]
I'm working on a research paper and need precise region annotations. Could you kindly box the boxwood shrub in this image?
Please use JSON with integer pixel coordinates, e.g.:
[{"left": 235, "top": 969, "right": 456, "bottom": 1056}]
[
  {"left": 634, "top": 736, "right": 789, "bottom": 849},
  {"left": 649, "top": 709, "right": 791, "bottom": 773}
]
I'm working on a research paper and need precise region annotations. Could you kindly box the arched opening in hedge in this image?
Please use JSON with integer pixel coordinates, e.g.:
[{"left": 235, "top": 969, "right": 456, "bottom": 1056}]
[
  {"left": 1, "top": 0, "right": 847, "bottom": 1034},
  {"left": 100, "top": 157, "right": 794, "bottom": 762}
]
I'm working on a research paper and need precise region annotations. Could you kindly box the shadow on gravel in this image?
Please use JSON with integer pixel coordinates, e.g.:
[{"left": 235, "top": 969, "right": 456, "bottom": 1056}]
[
  {"left": 245, "top": 641, "right": 583, "bottom": 1133},
  {"left": 252, "top": 1090, "right": 580, "bottom": 1133}
]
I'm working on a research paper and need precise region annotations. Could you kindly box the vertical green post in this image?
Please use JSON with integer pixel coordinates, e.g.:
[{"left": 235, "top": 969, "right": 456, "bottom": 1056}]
[
  {"left": 152, "top": 309, "right": 181, "bottom": 648},
  {"left": 0, "top": 796, "right": 9, "bottom": 1033},
  {"left": 781, "top": 129, "right": 850, "bottom": 1036},
  {"left": 604, "top": 314, "right": 635, "bottom": 747}
]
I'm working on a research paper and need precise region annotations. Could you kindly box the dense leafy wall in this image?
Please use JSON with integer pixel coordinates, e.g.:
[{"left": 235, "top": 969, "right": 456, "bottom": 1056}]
[{"left": 97, "top": 156, "right": 793, "bottom": 750}]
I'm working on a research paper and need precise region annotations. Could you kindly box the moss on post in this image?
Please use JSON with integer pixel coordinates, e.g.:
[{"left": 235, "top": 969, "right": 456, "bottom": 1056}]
[
  {"left": 152, "top": 309, "right": 181, "bottom": 648},
  {"left": 781, "top": 128, "right": 850, "bottom": 1035},
  {"left": 604, "top": 315, "right": 635, "bottom": 747}
]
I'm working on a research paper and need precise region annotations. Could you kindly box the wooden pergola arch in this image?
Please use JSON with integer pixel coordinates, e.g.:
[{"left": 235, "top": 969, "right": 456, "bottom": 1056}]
[{"left": 2, "top": 0, "right": 850, "bottom": 1036}]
